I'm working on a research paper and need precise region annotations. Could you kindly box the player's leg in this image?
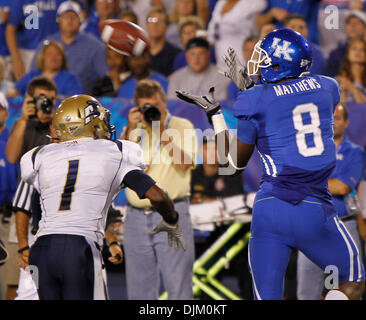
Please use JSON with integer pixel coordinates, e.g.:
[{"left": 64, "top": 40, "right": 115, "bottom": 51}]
[
  {"left": 248, "top": 236, "right": 292, "bottom": 300},
  {"left": 123, "top": 206, "right": 160, "bottom": 299},
  {"left": 248, "top": 194, "right": 293, "bottom": 300},
  {"left": 295, "top": 201, "right": 365, "bottom": 300},
  {"left": 342, "top": 218, "right": 362, "bottom": 259},
  {"left": 61, "top": 235, "right": 97, "bottom": 300},
  {"left": 155, "top": 200, "right": 195, "bottom": 300},
  {"left": 28, "top": 235, "right": 62, "bottom": 300},
  {"left": 296, "top": 251, "right": 324, "bottom": 300}
]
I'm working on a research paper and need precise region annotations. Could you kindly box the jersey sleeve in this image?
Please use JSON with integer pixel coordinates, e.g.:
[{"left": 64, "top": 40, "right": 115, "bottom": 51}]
[
  {"left": 20, "top": 147, "right": 40, "bottom": 185},
  {"left": 119, "top": 140, "right": 146, "bottom": 178},
  {"left": 237, "top": 118, "right": 257, "bottom": 144},
  {"left": 233, "top": 87, "right": 260, "bottom": 144},
  {"left": 336, "top": 147, "right": 365, "bottom": 190},
  {"left": 122, "top": 170, "right": 156, "bottom": 199}
]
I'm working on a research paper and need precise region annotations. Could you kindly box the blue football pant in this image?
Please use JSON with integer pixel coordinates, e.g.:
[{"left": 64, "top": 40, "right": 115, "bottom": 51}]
[
  {"left": 296, "top": 218, "right": 362, "bottom": 300},
  {"left": 29, "top": 234, "right": 107, "bottom": 300},
  {"left": 248, "top": 193, "right": 364, "bottom": 300}
]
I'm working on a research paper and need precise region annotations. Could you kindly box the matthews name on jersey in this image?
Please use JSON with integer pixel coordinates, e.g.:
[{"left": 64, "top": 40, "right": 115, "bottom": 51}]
[
  {"left": 234, "top": 74, "right": 340, "bottom": 211},
  {"left": 20, "top": 138, "right": 145, "bottom": 245}
]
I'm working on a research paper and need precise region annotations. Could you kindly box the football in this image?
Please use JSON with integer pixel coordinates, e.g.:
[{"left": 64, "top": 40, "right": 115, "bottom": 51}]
[{"left": 99, "top": 19, "right": 150, "bottom": 56}]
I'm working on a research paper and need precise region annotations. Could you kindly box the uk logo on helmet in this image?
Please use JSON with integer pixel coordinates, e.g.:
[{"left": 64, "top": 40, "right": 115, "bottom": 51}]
[{"left": 271, "top": 38, "right": 295, "bottom": 61}]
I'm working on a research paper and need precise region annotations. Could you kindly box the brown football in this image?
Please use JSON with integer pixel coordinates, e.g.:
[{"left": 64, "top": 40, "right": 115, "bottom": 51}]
[{"left": 99, "top": 19, "right": 150, "bottom": 56}]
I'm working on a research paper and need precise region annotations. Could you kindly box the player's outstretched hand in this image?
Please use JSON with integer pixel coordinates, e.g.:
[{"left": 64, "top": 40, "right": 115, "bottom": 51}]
[
  {"left": 150, "top": 220, "right": 187, "bottom": 251},
  {"left": 176, "top": 87, "right": 220, "bottom": 124},
  {"left": 219, "top": 47, "right": 254, "bottom": 91}
]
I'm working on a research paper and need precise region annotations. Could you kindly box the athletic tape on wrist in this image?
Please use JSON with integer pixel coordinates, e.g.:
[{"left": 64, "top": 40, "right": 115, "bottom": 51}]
[{"left": 212, "top": 112, "right": 227, "bottom": 135}]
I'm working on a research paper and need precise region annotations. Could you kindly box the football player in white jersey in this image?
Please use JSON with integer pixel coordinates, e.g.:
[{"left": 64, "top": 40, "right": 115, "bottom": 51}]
[{"left": 19, "top": 94, "right": 186, "bottom": 300}]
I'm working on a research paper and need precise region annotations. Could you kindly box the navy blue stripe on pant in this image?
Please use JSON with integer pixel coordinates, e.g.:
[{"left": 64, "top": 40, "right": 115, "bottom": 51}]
[{"left": 29, "top": 234, "right": 95, "bottom": 300}]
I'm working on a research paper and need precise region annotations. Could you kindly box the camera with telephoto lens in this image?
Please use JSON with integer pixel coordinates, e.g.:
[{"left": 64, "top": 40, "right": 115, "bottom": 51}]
[
  {"left": 28, "top": 94, "right": 54, "bottom": 118},
  {"left": 139, "top": 103, "right": 161, "bottom": 123}
]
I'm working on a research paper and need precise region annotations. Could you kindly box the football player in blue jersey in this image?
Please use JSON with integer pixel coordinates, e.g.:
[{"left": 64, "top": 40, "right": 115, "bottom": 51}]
[{"left": 176, "top": 28, "right": 365, "bottom": 300}]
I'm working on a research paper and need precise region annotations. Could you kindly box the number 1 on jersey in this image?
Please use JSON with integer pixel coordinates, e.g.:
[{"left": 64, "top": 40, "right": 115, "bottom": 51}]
[{"left": 59, "top": 160, "right": 79, "bottom": 211}]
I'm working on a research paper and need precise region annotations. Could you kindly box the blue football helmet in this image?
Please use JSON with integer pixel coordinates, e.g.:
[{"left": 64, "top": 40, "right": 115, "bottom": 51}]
[{"left": 247, "top": 28, "right": 312, "bottom": 83}]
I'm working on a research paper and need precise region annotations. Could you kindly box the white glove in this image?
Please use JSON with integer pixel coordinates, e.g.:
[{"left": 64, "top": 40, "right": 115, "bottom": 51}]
[
  {"left": 150, "top": 220, "right": 187, "bottom": 251},
  {"left": 220, "top": 47, "right": 254, "bottom": 91}
]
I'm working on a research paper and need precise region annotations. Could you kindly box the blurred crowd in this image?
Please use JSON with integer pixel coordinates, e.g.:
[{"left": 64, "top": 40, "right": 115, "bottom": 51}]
[{"left": 1, "top": 0, "right": 366, "bottom": 104}]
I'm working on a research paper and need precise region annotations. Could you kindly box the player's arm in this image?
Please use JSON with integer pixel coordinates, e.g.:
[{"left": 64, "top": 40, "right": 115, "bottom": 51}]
[
  {"left": 175, "top": 87, "right": 255, "bottom": 176},
  {"left": 122, "top": 169, "right": 186, "bottom": 250},
  {"left": 15, "top": 211, "right": 30, "bottom": 269},
  {"left": 123, "top": 170, "right": 179, "bottom": 225}
]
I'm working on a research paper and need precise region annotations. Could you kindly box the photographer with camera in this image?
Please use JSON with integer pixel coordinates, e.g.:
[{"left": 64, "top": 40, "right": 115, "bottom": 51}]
[
  {"left": 120, "top": 80, "right": 196, "bottom": 300},
  {"left": 3, "top": 76, "right": 56, "bottom": 300},
  {"left": 5, "top": 76, "right": 56, "bottom": 164}
]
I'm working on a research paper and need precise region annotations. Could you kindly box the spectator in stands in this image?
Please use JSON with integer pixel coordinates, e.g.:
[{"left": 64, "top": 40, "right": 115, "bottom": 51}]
[
  {"left": 171, "top": 0, "right": 210, "bottom": 27},
  {"left": 337, "top": 38, "right": 366, "bottom": 104},
  {"left": 5, "top": 76, "right": 56, "bottom": 164},
  {"left": 227, "top": 35, "right": 259, "bottom": 100},
  {"left": 0, "top": 1, "right": 11, "bottom": 82},
  {"left": 207, "top": 0, "right": 266, "bottom": 70},
  {"left": 6, "top": 0, "right": 66, "bottom": 81},
  {"left": 119, "top": 9, "right": 138, "bottom": 24},
  {"left": 82, "top": 0, "right": 121, "bottom": 39},
  {"left": 167, "top": 37, "right": 230, "bottom": 100},
  {"left": 259, "top": 23, "right": 276, "bottom": 40},
  {"left": 92, "top": 47, "right": 131, "bottom": 97},
  {"left": 117, "top": 52, "right": 168, "bottom": 99},
  {"left": 146, "top": 7, "right": 182, "bottom": 77},
  {"left": 326, "top": 10, "right": 366, "bottom": 77},
  {"left": 119, "top": 0, "right": 169, "bottom": 30},
  {"left": 0, "top": 56, "right": 13, "bottom": 95},
  {"left": 172, "top": 15, "right": 217, "bottom": 72},
  {"left": 7, "top": 41, "right": 82, "bottom": 98},
  {"left": 284, "top": 14, "right": 326, "bottom": 75},
  {"left": 167, "top": 0, "right": 210, "bottom": 48},
  {"left": 256, "top": 0, "right": 319, "bottom": 44},
  {"left": 318, "top": 0, "right": 366, "bottom": 58},
  {"left": 30, "top": 1, "right": 109, "bottom": 95},
  {"left": 297, "top": 104, "right": 365, "bottom": 300}
]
